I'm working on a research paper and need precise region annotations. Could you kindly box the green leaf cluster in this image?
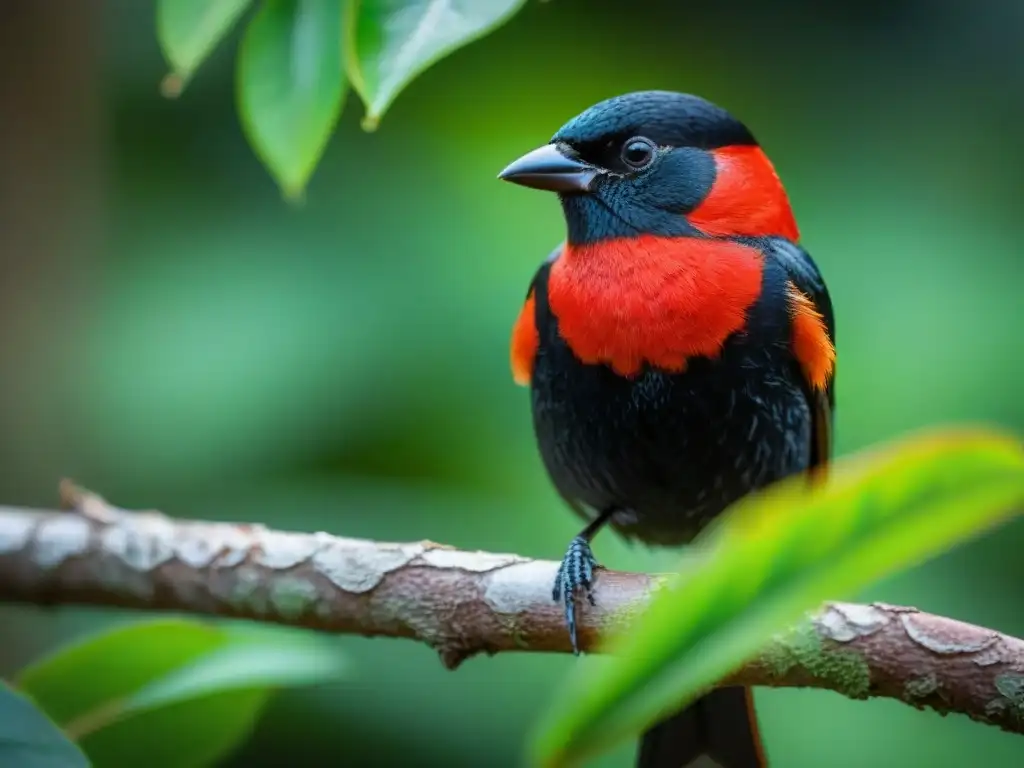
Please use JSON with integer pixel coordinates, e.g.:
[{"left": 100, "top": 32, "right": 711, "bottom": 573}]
[
  {"left": 529, "top": 428, "right": 1024, "bottom": 766},
  {"left": 2, "top": 619, "right": 346, "bottom": 767},
  {"left": 157, "top": 0, "right": 528, "bottom": 199}
]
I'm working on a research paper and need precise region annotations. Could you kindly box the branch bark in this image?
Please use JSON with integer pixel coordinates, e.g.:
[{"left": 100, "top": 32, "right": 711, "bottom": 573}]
[{"left": 1, "top": 483, "right": 1023, "bottom": 736}]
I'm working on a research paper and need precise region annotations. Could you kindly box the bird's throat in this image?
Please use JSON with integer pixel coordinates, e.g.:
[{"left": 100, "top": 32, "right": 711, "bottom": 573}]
[{"left": 548, "top": 235, "right": 763, "bottom": 377}]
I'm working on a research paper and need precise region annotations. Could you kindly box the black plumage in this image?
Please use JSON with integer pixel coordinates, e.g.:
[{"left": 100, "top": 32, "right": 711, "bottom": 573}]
[
  {"left": 528, "top": 236, "right": 819, "bottom": 548},
  {"left": 500, "top": 90, "right": 835, "bottom": 768}
]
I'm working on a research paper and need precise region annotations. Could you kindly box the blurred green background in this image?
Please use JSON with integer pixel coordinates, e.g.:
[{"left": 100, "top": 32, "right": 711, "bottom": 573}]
[{"left": 1, "top": 0, "right": 1022, "bottom": 765}]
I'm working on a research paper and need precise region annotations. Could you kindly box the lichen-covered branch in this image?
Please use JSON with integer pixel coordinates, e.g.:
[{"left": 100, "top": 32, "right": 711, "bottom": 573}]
[{"left": 1, "top": 483, "right": 1022, "bottom": 735}]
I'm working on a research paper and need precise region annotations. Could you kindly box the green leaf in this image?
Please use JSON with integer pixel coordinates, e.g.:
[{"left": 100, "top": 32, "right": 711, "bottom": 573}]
[
  {"left": 0, "top": 680, "right": 89, "bottom": 768},
  {"left": 19, "top": 619, "right": 346, "bottom": 768},
  {"left": 237, "top": 0, "right": 347, "bottom": 200},
  {"left": 531, "top": 427, "right": 1024, "bottom": 767},
  {"left": 346, "top": 0, "right": 528, "bottom": 130},
  {"left": 157, "top": 0, "right": 254, "bottom": 97}
]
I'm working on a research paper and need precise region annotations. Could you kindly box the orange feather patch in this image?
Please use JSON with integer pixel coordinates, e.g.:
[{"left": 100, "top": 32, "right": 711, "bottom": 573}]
[
  {"left": 548, "top": 235, "right": 763, "bottom": 377},
  {"left": 688, "top": 145, "right": 800, "bottom": 241},
  {"left": 510, "top": 288, "right": 539, "bottom": 386},
  {"left": 787, "top": 281, "right": 835, "bottom": 391}
]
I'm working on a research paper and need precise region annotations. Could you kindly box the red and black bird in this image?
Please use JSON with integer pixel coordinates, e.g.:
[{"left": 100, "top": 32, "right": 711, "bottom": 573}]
[{"left": 498, "top": 91, "right": 836, "bottom": 767}]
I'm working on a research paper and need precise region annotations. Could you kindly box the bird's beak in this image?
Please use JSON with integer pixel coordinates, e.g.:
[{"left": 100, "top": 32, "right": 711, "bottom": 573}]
[{"left": 497, "top": 143, "right": 598, "bottom": 193}]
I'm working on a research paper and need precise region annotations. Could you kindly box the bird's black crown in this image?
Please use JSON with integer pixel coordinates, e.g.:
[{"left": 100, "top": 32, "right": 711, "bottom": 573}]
[{"left": 551, "top": 90, "right": 757, "bottom": 153}]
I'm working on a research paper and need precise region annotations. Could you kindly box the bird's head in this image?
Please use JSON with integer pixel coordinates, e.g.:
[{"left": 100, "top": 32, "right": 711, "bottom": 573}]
[{"left": 499, "top": 90, "right": 799, "bottom": 244}]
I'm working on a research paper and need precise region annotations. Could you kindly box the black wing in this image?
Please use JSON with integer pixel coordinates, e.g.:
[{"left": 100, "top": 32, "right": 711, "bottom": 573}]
[
  {"left": 515, "top": 243, "right": 600, "bottom": 528},
  {"left": 763, "top": 237, "right": 836, "bottom": 470}
]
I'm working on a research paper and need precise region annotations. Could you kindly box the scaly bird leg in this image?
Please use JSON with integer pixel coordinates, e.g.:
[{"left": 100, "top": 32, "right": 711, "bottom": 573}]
[{"left": 552, "top": 508, "right": 616, "bottom": 654}]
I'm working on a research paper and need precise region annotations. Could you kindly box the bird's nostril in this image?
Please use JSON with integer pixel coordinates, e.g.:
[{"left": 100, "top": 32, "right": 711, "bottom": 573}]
[{"left": 555, "top": 142, "right": 581, "bottom": 160}]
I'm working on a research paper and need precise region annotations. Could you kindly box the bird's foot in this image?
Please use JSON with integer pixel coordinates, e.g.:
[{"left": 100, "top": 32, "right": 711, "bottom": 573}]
[{"left": 552, "top": 535, "right": 600, "bottom": 654}]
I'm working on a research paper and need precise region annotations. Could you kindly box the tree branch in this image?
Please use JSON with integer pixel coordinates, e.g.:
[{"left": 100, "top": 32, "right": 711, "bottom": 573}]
[{"left": 1, "top": 483, "right": 1023, "bottom": 736}]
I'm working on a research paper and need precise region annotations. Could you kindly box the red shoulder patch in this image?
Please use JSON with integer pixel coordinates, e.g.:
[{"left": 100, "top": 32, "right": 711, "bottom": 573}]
[
  {"left": 548, "top": 236, "right": 763, "bottom": 377},
  {"left": 510, "top": 288, "right": 539, "bottom": 386},
  {"left": 787, "top": 281, "right": 835, "bottom": 391},
  {"left": 688, "top": 146, "right": 800, "bottom": 241}
]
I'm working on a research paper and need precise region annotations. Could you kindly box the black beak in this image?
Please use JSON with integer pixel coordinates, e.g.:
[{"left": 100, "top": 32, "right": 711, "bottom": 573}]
[{"left": 497, "top": 143, "right": 598, "bottom": 193}]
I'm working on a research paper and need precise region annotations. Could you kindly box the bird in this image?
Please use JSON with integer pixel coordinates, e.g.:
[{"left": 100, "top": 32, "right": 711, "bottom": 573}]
[{"left": 497, "top": 90, "right": 836, "bottom": 768}]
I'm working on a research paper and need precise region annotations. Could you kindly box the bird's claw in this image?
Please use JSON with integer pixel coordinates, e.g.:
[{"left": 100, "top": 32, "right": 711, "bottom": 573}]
[{"left": 552, "top": 535, "right": 599, "bottom": 654}]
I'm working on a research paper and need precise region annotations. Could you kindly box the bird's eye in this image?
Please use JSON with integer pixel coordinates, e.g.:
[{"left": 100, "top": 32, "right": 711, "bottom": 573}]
[{"left": 620, "top": 137, "right": 656, "bottom": 169}]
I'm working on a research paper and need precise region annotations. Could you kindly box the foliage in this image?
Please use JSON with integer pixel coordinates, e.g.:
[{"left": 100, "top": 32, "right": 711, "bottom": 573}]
[
  {"left": 345, "top": 0, "right": 528, "bottom": 130},
  {"left": 530, "top": 428, "right": 1024, "bottom": 766},
  {"left": 157, "top": 0, "right": 530, "bottom": 198},
  {"left": 0, "top": 680, "right": 89, "bottom": 768},
  {"left": 19, "top": 4, "right": 1018, "bottom": 767},
  {"left": 16, "top": 619, "right": 347, "bottom": 768},
  {"left": 236, "top": 0, "right": 347, "bottom": 200}
]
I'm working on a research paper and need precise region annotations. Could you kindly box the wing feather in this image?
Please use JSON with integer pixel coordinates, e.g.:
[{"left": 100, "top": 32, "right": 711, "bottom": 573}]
[
  {"left": 509, "top": 244, "right": 563, "bottom": 387},
  {"left": 764, "top": 238, "right": 836, "bottom": 470}
]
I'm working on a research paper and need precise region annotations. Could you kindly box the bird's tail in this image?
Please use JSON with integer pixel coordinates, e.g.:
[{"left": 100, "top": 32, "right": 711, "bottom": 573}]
[{"left": 636, "top": 686, "right": 767, "bottom": 768}]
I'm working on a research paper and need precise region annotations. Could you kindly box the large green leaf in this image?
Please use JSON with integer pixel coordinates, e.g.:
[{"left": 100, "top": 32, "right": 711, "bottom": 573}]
[
  {"left": 0, "top": 680, "right": 89, "bottom": 768},
  {"left": 156, "top": 0, "right": 254, "bottom": 96},
  {"left": 19, "top": 619, "right": 347, "bottom": 768},
  {"left": 531, "top": 427, "right": 1024, "bottom": 766},
  {"left": 346, "top": 0, "right": 528, "bottom": 130},
  {"left": 237, "top": 0, "right": 347, "bottom": 200}
]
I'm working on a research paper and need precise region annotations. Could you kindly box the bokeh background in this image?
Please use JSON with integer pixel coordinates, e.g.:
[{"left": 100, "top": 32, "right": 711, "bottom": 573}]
[{"left": 1, "top": 0, "right": 1022, "bottom": 766}]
